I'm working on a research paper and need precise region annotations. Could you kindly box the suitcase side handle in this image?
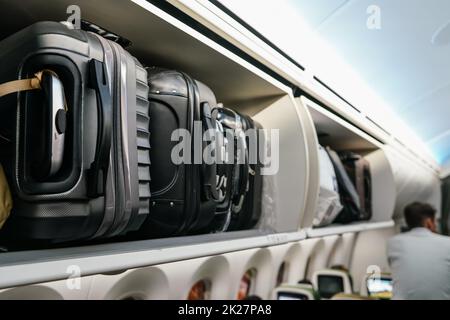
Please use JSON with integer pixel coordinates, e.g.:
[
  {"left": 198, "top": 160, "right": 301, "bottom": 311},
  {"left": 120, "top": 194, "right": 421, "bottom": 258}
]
[
  {"left": 87, "top": 59, "right": 112, "bottom": 197},
  {"left": 201, "top": 102, "right": 220, "bottom": 201},
  {"left": 234, "top": 114, "right": 249, "bottom": 200}
]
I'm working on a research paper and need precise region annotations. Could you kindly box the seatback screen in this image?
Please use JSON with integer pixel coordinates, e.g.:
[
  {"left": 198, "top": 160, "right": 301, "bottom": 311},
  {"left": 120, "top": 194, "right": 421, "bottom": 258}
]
[
  {"left": 367, "top": 278, "right": 392, "bottom": 299},
  {"left": 318, "top": 275, "right": 344, "bottom": 299}
]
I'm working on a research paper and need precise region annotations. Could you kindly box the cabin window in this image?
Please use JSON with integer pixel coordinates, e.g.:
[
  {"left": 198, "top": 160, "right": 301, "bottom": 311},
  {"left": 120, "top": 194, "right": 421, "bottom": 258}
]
[
  {"left": 237, "top": 268, "right": 257, "bottom": 300},
  {"left": 187, "top": 279, "right": 212, "bottom": 300}
]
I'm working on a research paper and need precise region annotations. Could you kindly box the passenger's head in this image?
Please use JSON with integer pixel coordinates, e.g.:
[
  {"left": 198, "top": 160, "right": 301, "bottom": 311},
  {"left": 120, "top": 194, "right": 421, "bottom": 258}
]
[{"left": 404, "top": 202, "right": 437, "bottom": 232}]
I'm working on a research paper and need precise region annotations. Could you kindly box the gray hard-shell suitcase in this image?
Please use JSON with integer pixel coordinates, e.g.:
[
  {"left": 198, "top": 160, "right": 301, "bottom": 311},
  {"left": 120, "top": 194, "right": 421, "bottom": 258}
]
[{"left": 0, "top": 21, "right": 150, "bottom": 244}]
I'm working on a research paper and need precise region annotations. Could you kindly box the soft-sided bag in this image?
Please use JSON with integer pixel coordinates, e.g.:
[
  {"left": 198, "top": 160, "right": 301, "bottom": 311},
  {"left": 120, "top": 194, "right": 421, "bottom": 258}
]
[
  {"left": 326, "top": 147, "right": 361, "bottom": 224},
  {"left": 313, "top": 145, "right": 343, "bottom": 227},
  {"left": 339, "top": 152, "right": 372, "bottom": 221}
]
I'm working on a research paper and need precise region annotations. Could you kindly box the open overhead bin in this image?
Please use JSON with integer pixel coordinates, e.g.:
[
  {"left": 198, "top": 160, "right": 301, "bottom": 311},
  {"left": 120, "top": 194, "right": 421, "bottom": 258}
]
[
  {"left": 298, "top": 96, "right": 397, "bottom": 233},
  {"left": 0, "top": 0, "right": 314, "bottom": 287}
]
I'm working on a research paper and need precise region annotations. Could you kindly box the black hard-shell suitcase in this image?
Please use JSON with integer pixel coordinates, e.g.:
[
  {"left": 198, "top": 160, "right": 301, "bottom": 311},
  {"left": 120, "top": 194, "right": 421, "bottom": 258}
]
[
  {"left": 140, "top": 69, "right": 225, "bottom": 237},
  {"left": 326, "top": 148, "right": 361, "bottom": 224},
  {"left": 0, "top": 22, "right": 150, "bottom": 244},
  {"left": 230, "top": 114, "right": 263, "bottom": 230},
  {"left": 340, "top": 152, "right": 372, "bottom": 220},
  {"left": 212, "top": 108, "right": 263, "bottom": 231},
  {"left": 207, "top": 107, "right": 247, "bottom": 232}
]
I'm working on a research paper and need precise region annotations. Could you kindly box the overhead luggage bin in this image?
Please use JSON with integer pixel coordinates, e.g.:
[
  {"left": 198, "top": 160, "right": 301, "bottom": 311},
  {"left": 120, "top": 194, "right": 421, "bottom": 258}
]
[
  {"left": 0, "top": 0, "right": 311, "bottom": 234},
  {"left": 0, "top": 0, "right": 312, "bottom": 287},
  {"left": 299, "top": 97, "right": 397, "bottom": 234}
]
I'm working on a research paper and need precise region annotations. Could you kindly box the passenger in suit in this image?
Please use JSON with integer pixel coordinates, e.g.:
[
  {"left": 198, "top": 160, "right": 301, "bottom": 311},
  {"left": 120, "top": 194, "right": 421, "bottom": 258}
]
[{"left": 387, "top": 202, "right": 450, "bottom": 300}]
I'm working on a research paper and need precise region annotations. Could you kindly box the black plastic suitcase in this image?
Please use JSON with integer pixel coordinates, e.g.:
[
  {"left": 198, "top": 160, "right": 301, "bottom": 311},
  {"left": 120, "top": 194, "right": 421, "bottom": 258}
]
[
  {"left": 140, "top": 68, "right": 226, "bottom": 237},
  {"left": 207, "top": 107, "right": 247, "bottom": 232},
  {"left": 230, "top": 114, "right": 263, "bottom": 230},
  {"left": 0, "top": 21, "right": 150, "bottom": 244},
  {"left": 340, "top": 152, "right": 372, "bottom": 220},
  {"left": 326, "top": 147, "right": 361, "bottom": 224},
  {"left": 212, "top": 108, "right": 263, "bottom": 231}
]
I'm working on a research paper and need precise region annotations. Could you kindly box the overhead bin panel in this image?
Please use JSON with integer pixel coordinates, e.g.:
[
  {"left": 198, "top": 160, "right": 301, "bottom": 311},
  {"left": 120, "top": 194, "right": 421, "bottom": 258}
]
[
  {"left": 253, "top": 95, "right": 309, "bottom": 232},
  {"left": 383, "top": 146, "right": 441, "bottom": 221},
  {"left": 295, "top": 97, "right": 320, "bottom": 229}
]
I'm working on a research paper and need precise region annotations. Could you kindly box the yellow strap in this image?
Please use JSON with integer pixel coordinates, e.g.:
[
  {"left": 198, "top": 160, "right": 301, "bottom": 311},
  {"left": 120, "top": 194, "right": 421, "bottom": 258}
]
[
  {"left": 0, "top": 71, "right": 44, "bottom": 98},
  {"left": 0, "top": 70, "right": 68, "bottom": 111}
]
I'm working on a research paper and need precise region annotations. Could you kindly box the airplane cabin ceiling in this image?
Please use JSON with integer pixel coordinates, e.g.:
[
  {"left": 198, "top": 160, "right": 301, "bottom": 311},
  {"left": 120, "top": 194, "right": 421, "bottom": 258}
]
[{"left": 221, "top": 0, "right": 450, "bottom": 171}]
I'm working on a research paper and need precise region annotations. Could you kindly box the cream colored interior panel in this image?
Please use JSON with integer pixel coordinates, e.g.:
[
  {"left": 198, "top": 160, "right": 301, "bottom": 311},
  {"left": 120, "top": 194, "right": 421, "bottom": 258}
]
[
  {"left": 364, "top": 149, "right": 396, "bottom": 222},
  {"left": 298, "top": 238, "right": 324, "bottom": 280},
  {"left": 305, "top": 235, "right": 339, "bottom": 279},
  {"left": 0, "top": 285, "right": 65, "bottom": 300},
  {"left": 266, "top": 244, "right": 296, "bottom": 286},
  {"left": 88, "top": 267, "right": 170, "bottom": 300},
  {"left": 253, "top": 95, "right": 309, "bottom": 232},
  {"left": 328, "top": 233, "right": 356, "bottom": 269},
  {"left": 295, "top": 97, "right": 320, "bottom": 229},
  {"left": 349, "top": 227, "right": 396, "bottom": 292},
  {"left": 0, "top": 276, "right": 94, "bottom": 300},
  {"left": 383, "top": 146, "right": 440, "bottom": 221},
  {"left": 225, "top": 248, "right": 273, "bottom": 299},
  {"left": 158, "top": 256, "right": 231, "bottom": 300},
  {"left": 280, "top": 243, "right": 303, "bottom": 283}
]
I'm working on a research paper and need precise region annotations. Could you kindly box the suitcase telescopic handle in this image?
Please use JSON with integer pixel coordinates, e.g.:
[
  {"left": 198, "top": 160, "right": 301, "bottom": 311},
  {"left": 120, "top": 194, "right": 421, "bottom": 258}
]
[{"left": 87, "top": 59, "right": 112, "bottom": 198}]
